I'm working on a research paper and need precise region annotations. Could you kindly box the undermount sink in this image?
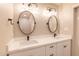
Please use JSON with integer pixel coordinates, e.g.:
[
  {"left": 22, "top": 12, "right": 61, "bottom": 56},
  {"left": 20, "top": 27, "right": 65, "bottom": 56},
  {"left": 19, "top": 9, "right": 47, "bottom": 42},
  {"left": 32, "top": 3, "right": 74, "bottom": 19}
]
[
  {"left": 7, "top": 38, "right": 39, "bottom": 51},
  {"left": 54, "top": 36, "right": 61, "bottom": 39},
  {"left": 54, "top": 34, "right": 70, "bottom": 39},
  {"left": 19, "top": 39, "right": 38, "bottom": 46}
]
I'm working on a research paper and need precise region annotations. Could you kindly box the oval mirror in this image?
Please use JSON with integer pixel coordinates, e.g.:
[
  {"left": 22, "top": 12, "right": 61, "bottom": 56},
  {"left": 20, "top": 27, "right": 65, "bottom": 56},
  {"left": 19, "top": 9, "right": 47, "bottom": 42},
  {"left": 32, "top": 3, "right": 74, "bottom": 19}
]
[
  {"left": 47, "top": 16, "right": 58, "bottom": 33},
  {"left": 18, "top": 11, "right": 36, "bottom": 35}
]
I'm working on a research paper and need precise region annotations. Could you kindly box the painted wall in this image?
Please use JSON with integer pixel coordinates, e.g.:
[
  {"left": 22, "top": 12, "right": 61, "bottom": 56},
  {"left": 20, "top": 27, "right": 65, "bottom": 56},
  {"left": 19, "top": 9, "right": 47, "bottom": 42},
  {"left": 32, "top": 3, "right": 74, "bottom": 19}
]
[
  {"left": 58, "top": 4, "right": 74, "bottom": 36},
  {"left": 13, "top": 4, "right": 59, "bottom": 38},
  {"left": 0, "top": 4, "right": 13, "bottom": 55}
]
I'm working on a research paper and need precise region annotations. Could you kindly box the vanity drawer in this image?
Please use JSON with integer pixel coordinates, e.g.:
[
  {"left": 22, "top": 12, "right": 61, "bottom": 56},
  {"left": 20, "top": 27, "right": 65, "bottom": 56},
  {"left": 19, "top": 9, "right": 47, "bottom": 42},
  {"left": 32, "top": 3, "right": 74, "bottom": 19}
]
[
  {"left": 9, "top": 46, "right": 45, "bottom": 56},
  {"left": 46, "top": 43, "right": 57, "bottom": 56}
]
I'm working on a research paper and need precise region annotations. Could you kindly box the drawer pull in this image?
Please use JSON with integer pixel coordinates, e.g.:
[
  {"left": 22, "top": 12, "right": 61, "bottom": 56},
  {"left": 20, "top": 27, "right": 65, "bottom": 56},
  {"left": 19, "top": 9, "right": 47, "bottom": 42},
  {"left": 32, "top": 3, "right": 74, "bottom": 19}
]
[
  {"left": 50, "top": 54, "right": 54, "bottom": 56},
  {"left": 7, "top": 54, "right": 9, "bottom": 56},
  {"left": 50, "top": 46, "right": 54, "bottom": 48},
  {"left": 64, "top": 45, "right": 67, "bottom": 48}
]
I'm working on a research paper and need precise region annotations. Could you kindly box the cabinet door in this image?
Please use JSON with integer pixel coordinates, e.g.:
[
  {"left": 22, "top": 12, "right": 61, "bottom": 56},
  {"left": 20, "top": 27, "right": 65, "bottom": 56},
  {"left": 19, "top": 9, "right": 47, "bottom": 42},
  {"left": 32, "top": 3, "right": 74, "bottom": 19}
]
[
  {"left": 46, "top": 43, "right": 57, "bottom": 56},
  {"left": 10, "top": 46, "right": 45, "bottom": 56},
  {"left": 30, "top": 47, "right": 45, "bottom": 56},
  {"left": 57, "top": 40, "right": 71, "bottom": 56},
  {"left": 63, "top": 40, "right": 71, "bottom": 56}
]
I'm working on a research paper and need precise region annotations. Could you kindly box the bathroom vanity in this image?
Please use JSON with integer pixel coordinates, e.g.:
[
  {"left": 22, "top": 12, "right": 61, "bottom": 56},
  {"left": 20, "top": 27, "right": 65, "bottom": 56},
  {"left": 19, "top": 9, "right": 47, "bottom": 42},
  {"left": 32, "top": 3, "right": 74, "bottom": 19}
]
[
  {"left": 7, "top": 35, "right": 71, "bottom": 56},
  {"left": 7, "top": 6, "right": 71, "bottom": 56}
]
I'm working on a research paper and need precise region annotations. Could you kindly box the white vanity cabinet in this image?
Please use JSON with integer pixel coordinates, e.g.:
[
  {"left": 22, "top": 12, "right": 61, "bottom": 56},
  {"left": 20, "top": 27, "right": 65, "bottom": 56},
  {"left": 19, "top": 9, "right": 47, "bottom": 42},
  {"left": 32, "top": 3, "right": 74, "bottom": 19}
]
[
  {"left": 56, "top": 40, "right": 71, "bottom": 56},
  {"left": 8, "top": 40, "right": 71, "bottom": 56},
  {"left": 46, "top": 43, "right": 57, "bottom": 56},
  {"left": 9, "top": 46, "right": 46, "bottom": 56},
  {"left": 45, "top": 40, "right": 71, "bottom": 56}
]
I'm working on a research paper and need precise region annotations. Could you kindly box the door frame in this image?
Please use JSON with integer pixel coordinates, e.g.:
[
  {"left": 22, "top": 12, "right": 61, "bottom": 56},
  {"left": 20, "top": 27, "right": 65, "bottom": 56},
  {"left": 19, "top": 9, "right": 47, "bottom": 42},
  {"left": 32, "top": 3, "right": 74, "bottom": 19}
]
[{"left": 72, "top": 4, "right": 79, "bottom": 56}]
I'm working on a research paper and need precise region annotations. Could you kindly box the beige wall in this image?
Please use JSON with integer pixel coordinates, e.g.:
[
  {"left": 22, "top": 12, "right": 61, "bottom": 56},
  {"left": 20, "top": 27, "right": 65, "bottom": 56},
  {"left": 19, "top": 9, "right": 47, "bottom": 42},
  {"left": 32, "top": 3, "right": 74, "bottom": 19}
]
[
  {"left": 13, "top": 4, "right": 59, "bottom": 38},
  {"left": 58, "top": 4, "right": 74, "bottom": 36},
  {"left": 0, "top": 4, "right": 13, "bottom": 55},
  {"left": 0, "top": 4, "right": 13, "bottom": 45},
  {"left": 58, "top": 3, "right": 79, "bottom": 36}
]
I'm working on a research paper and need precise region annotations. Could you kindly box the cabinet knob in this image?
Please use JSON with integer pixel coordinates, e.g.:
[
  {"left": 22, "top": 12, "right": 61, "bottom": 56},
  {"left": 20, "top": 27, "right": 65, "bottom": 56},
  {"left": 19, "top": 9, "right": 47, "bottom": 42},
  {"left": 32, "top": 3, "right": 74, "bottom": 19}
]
[
  {"left": 50, "top": 54, "right": 54, "bottom": 56},
  {"left": 50, "top": 46, "right": 54, "bottom": 48}
]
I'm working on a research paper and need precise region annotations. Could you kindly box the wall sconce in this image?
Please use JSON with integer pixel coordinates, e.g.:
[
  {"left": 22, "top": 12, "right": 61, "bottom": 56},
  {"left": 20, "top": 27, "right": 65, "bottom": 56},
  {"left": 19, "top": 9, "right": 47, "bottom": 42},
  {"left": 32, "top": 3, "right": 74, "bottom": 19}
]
[
  {"left": 47, "top": 8, "right": 56, "bottom": 12},
  {"left": 22, "top": 3, "right": 25, "bottom": 5},
  {"left": 22, "top": 3, "right": 38, "bottom": 8},
  {"left": 27, "top": 3, "right": 38, "bottom": 7},
  {"left": 20, "top": 3, "right": 38, "bottom": 13},
  {"left": 47, "top": 8, "right": 57, "bottom": 16}
]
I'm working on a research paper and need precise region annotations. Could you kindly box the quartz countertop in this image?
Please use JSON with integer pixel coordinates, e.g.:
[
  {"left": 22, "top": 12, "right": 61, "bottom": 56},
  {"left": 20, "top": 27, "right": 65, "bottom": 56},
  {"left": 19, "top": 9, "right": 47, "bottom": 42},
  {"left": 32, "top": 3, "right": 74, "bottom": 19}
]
[{"left": 7, "top": 34, "right": 72, "bottom": 54}]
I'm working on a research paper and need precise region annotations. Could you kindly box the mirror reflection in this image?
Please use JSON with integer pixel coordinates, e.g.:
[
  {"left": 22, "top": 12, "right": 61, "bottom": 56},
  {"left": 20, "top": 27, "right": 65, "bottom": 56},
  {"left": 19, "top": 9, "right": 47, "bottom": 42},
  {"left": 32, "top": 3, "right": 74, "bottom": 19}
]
[
  {"left": 18, "top": 11, "right": 36, "bottom": 35},
  {"left": 47, "top": 16, "right": 58, "bottom": 33}
]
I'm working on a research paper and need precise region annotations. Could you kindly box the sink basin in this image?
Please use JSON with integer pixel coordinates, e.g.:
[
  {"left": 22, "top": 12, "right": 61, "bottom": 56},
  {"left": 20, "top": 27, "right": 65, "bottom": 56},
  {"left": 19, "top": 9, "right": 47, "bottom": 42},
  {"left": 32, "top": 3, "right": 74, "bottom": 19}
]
[
  {"left": 7, "top": 38, "right": 39, "bottom": 51},
  {"left": 54, "top": 36, "right": 61, "bottom": 39},
  {"left": 54, "top": 34, "right": 70, "bottom": 39},
  {"left": 19, "top": 39, "right": 38, "bottom": 46}
]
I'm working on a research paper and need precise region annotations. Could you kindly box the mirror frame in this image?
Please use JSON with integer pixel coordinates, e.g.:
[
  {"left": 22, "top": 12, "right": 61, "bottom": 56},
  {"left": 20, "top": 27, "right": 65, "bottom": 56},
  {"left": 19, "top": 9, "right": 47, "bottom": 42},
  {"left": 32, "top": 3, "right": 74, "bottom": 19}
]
[
  {"left": 18, "top": 11, "right": 36, "bottom": 35},
  {"left": 47, "top": 15, "right": 58, "bottom": 33}
]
